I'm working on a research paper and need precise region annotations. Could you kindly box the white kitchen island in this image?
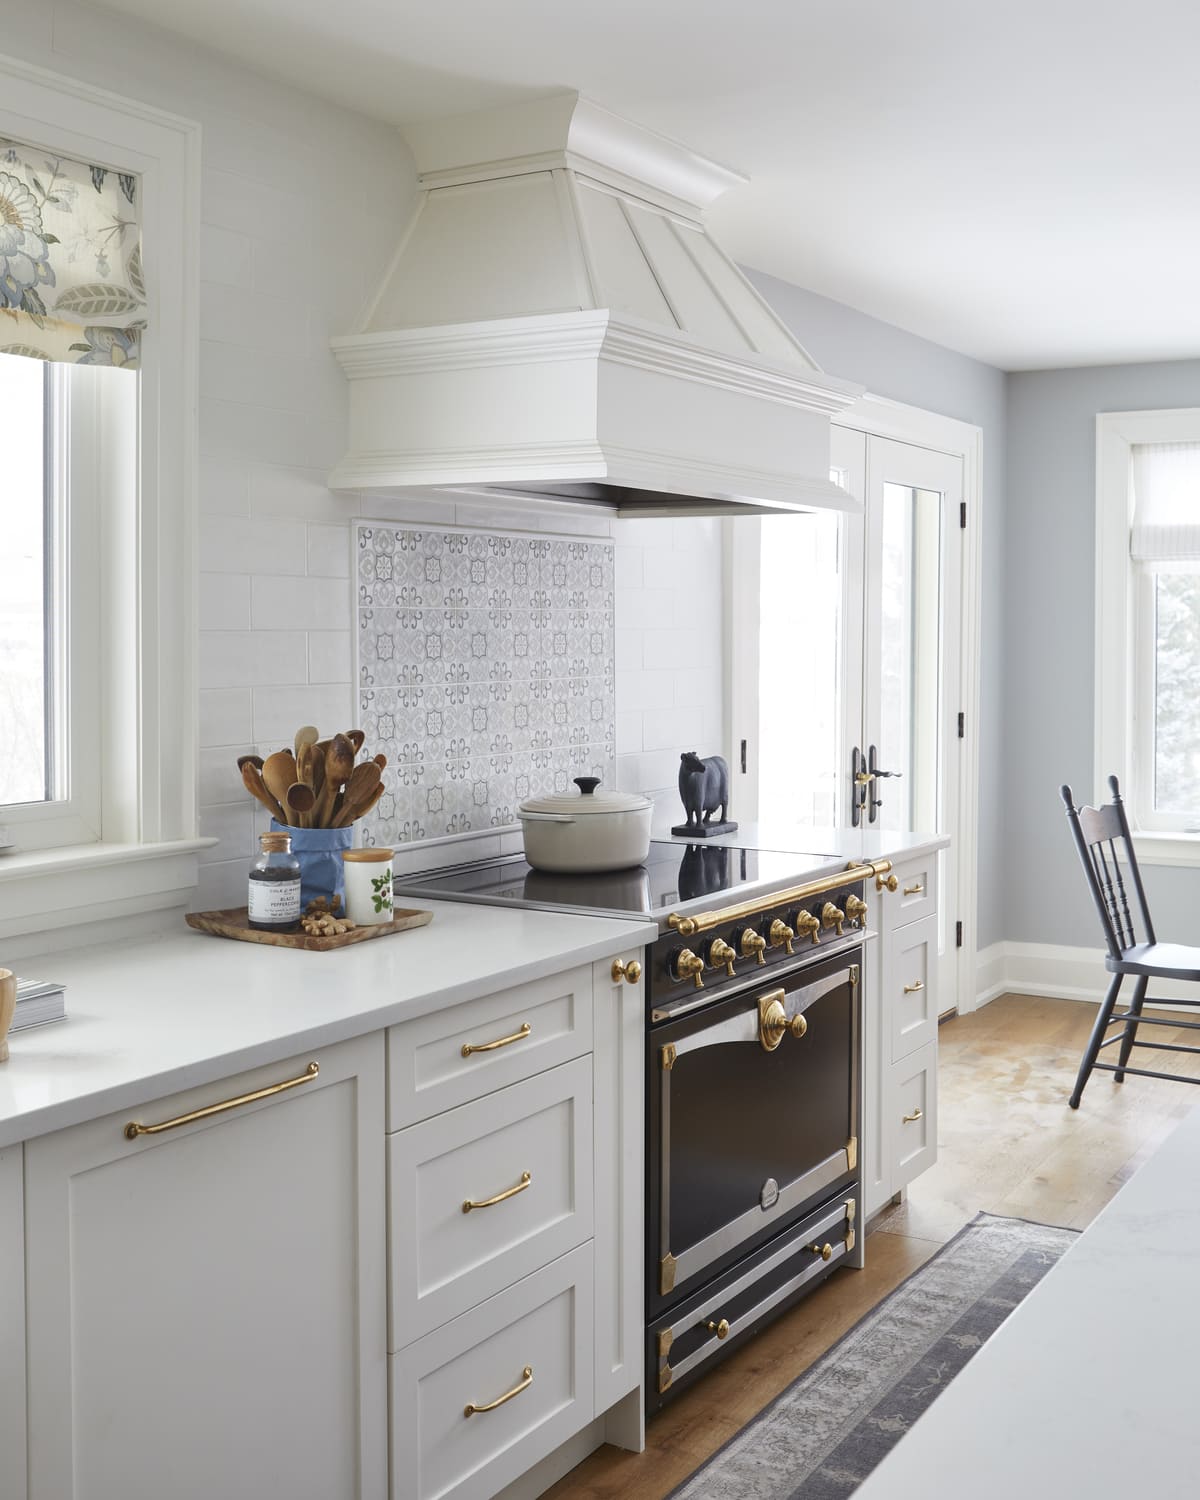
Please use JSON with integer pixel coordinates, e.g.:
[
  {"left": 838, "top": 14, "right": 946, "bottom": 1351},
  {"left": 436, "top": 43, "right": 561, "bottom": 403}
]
[{"left": 854, "top": 1101, "right": 1200, "bottom": 1499}]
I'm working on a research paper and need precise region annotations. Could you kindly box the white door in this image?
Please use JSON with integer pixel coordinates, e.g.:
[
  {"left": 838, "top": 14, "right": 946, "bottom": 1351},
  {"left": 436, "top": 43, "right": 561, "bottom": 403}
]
[{"left": 732, "top": 424, "right": 965, "bottom": 1010}]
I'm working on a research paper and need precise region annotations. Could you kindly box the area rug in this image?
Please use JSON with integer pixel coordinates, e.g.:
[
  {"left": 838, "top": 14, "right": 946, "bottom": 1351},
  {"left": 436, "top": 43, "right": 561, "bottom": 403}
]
[{"left": 670, "top": 1212, "right": 1078, "bottom": 1500}]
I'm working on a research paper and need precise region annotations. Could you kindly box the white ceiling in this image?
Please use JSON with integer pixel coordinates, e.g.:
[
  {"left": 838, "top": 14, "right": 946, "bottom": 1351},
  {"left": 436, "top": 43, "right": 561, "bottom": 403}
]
[{"left": 98, "top": 0, "right": 1200, "bottom": 370}]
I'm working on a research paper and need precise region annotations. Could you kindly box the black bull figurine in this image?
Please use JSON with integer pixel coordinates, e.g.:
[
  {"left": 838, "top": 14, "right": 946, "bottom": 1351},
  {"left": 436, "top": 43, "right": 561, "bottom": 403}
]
[{"left": 677, "top": 751, "right": 730, "bottom": 831}]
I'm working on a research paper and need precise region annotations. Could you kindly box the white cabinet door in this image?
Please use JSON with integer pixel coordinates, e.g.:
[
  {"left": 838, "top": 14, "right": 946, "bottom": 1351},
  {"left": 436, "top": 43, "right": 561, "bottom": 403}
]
[
  {"left": 0, "top": 1144, "right": 26, "bottom": 1500},
  {"left": 887, "top": 1040, "right": 939, "bottom": 1192},
  {"left": 886, "top": 916, "right": 939, "bottom": 1063},
  {"left": 25, "top": 1033, "right": 387, "bottom": 1500}
]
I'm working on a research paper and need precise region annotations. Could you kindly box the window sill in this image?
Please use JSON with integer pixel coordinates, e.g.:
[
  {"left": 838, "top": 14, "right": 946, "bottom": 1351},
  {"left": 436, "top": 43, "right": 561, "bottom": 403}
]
[
  {"left": 0, "top": 838, "right": 217, "bottom": 946},
  {"left": 1131, "top": 831, "right": 1200, "bottom": 868}
]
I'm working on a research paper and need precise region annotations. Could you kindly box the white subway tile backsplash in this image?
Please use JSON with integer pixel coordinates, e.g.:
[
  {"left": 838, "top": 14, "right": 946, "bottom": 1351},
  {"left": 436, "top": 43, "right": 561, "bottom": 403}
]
[
  {"left": 252, "top": 575, "right": 349, "bottom": 631},
  {"left": 201, "top": 516, "right": 308, "bottom": 576},
  {"left": 641, "top": 628, "right": 693, "bottom": 671},
  {"left": 199, "top": 573, "right": 250, "bottom": 631},
  {"left": 198, "top": 800, "right": 254, "bottom": 865},
  {"left": 198, "top": 746, "right": 246, "bottom": 808},
  {"left": 199, "top": 688, "right": 252, "bottom": 748},
  {"left": 199, "top": 453, "right": 250, "bottom": 517},
  {"left": 642, "top": 706, "right": 703, "bottom": 753},
  {"left": 201, "top": 396, "right": 342, "bottom": 470},
  {"left": 309, "top": 630, "right": 351, "bottom": 683},
  {"left": 616, "top": 711, "right": 643, "bottom": 755},
  {"left": 200, "top": 630, "right": 308, "bottom": 689},
  {"left": 249, "top": 463, "right": 339, "bottom": 521},
  {"left": 252, "top": 683, "right": 354, "bottom": 744},
  {"left": 307, "top": 524, "right": 350, "bottom": 577}
]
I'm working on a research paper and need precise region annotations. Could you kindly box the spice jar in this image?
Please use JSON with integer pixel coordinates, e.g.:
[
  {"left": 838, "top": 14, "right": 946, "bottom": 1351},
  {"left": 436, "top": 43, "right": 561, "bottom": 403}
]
[
  {"left": 248, "top": 831, "right": 302, "bottom": 932},
  {"left": 342, "top": 847, "right": 394, "bottom": 926}
]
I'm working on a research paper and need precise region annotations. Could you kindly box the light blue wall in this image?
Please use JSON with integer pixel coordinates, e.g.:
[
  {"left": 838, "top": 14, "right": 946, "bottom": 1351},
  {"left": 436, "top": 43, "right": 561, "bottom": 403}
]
[
  {"left": 1006, "top": 360, "right": 1200, "bottom": 946},
  {"left": 745, "top": 270, "right": 1009, "bottom": 952}
]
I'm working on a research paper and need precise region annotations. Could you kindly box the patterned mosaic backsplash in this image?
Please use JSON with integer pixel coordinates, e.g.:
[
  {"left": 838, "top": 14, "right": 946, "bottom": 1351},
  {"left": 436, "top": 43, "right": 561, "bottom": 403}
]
[{"left": 355, "top": 522, "right": 616, "bottom": 846}]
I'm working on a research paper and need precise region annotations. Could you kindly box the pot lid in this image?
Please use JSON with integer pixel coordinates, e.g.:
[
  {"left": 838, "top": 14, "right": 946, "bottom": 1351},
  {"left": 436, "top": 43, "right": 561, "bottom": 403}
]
[{"left": 520, "top": 776, "right": 652, "bottom": 816}]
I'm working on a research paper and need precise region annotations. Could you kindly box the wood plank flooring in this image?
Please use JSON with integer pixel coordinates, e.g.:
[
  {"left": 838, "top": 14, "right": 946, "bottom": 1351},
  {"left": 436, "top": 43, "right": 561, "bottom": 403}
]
[{"left": 545, "top": 994, "right": 1200, "bottom": 1500}]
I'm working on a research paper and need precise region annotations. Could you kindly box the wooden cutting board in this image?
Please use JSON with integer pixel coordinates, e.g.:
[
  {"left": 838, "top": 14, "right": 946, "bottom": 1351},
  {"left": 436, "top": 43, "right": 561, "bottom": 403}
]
[{"left": 186, "top": 906, "right": 433, "bottom": 951}]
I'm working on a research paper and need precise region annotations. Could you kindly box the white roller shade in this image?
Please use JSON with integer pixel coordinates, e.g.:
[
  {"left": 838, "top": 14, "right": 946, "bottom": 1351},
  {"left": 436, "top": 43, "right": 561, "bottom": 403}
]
[{"left": 1131, "top": 442, "right": 1200, "bottom": 561}]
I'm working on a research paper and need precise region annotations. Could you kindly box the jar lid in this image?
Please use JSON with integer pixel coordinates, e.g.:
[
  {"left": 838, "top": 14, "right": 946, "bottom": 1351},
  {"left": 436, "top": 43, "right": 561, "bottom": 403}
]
[
  {"left": 520, "top": 776, "right": 651, "bottom": 817},
  {"left": 260, "top": 832, "right": 292, "bottom": 853},
  {"left": 342, "top": 847, "right": 394, "bottom": 863}
]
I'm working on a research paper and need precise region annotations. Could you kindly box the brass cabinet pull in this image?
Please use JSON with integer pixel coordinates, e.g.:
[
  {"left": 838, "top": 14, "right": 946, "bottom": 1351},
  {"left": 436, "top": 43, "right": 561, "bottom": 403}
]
[
  {"left": 903, "top": 882, "right": 925, "bottom": 895},
  {"left": 876, "top": 871, "right": 899, "bottom": 893},
  {"left": 704, "top": 1318, "right": 730, "bottom": 1340},
  {"left": 809, "top": 1242, "right": 834, "bottom": 1261},
  {"left": 462, "top": 1171, "right": 531, "bottom": 1214},
  {"left": 902, "top": 980, "right": 925, "bottom": 994},
  {"left": 903, "top": 1108, "right": 924, "bottom": 1123},
  {"left": 123, "top": 1062, "right": 319, "bottom": 1140},
  {"left": 464, "top": 1365, "right": 532, "bottom": 1417},
  {"left": 611, "top": 958, "right": 643, "bottom": 985},
  {"left": 461, "top": 1022, "right": 531, "bottom": 1058}
]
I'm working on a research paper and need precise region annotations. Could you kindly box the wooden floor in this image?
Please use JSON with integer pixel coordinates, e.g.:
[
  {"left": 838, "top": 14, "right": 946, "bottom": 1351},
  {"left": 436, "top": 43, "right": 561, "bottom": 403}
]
[{"left": 545, "top": 994, "right": 1200, "bottom": 1500}]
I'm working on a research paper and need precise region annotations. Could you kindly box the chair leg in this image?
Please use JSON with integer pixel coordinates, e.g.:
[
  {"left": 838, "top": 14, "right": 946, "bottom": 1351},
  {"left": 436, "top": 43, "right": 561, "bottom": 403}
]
[
  {"left": 1115, "top": 974, "right": 1149, "bottom": 1083},
  {"left": 1069, "top": 973, "right": 1124, "bottom": 1110}
]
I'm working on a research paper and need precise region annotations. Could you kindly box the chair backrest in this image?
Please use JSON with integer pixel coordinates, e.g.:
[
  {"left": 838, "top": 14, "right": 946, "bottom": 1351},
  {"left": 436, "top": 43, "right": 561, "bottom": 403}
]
[{"left": 1060, "top": 775, "right": 1155, "bottom": 960}]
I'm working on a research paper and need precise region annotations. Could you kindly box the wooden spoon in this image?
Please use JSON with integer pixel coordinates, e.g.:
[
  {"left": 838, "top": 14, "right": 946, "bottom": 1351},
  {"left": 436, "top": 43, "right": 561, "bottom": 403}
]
[
  {"left": 344, "top": 728, "right": 365, "bottom": 753},
  {"left": 334, "top": 777, "right": 385, "bottom": 828},
  {"left": 294, "top": 724, "right": 319, "bottom": 760},
  {"left": 262, "top": 750, "right": 299, "bottom": 822},
  {"left": 336, "top": 761, "right": 381, "bottom": 823},
  {"left": 242, "top": 761, "right": 286, "bottom": 823},
  {"left": 285, "top": 781, "right": 316, "bottom": 828},
  {"left": 373, "top": 753, "right": 387, "bottom": 771},
  {"left": 237, "top": 753, "right": 264, "bottom": 773},
  {"left": 314, "top": 734, "right": 355, "bottom": 827}
]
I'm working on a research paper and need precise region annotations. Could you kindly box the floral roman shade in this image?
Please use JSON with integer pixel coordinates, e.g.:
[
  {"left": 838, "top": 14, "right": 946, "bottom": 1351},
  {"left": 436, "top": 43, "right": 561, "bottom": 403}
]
[{"left": 0, "top": 138, "right": 144, "bottom": 368}]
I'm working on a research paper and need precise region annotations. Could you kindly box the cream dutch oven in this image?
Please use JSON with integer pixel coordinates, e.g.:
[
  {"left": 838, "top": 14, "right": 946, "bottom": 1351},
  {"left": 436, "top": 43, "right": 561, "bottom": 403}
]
[{"left": 518, "top": 776, "right": 653, "bottom": 873}]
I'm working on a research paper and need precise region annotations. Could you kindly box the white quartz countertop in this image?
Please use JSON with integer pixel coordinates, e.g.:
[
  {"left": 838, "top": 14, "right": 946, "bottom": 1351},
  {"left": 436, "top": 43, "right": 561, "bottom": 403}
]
[
  {"left": 650, "top": 818, "right": 950, "bottom": 865},
  {"left": 854, "top": 1102, "right": 1200, "bottom": 1498},
  {"left": 0, "top": 900, "right": 655, "bottom": 1149}
]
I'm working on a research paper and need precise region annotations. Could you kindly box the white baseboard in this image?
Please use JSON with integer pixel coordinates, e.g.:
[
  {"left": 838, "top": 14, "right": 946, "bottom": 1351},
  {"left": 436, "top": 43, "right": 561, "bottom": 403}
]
[{"left": 976, "top": 941, "right": 1200, "bottom": 1010}]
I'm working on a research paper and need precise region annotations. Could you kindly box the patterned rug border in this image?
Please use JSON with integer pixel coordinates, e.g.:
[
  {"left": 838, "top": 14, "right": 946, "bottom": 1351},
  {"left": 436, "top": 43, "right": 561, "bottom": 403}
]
[{"left": 665, "top": 1211, "right": 1079, "bottom": 1500}]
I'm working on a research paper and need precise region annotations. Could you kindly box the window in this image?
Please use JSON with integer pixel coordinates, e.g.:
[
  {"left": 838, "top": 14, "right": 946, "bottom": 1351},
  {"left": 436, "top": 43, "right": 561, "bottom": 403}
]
[{"left": 1096, "top": 409, "right": 1200, "bottom": 861}]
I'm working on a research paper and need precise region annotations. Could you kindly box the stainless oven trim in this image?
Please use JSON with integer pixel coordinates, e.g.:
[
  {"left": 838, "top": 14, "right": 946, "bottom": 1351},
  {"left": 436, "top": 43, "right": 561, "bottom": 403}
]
[
  {"left": 658, "top": 1196, "right": 855, "bottom": 1391},
  {"left": 658, "top": 963, "right": 860, "bottom": 1296}
]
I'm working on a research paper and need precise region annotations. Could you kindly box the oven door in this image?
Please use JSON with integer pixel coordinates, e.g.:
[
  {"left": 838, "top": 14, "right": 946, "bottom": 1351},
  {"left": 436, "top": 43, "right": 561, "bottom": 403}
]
[{"left": 648, "top": 951, "right": 860, "bottom": 1317}]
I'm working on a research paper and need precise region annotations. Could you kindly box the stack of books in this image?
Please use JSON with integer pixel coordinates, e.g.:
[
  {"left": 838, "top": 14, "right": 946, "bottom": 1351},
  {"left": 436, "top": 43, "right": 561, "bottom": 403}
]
[{"left": 13, "top": 976, "right": 67, "bottom": 1032}]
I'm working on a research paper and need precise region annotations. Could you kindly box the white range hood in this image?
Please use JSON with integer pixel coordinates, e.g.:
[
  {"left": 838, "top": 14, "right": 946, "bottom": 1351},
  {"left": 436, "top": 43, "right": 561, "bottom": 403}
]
[{"left": 329, "top": 93, "right": 863, "bottom": 518}]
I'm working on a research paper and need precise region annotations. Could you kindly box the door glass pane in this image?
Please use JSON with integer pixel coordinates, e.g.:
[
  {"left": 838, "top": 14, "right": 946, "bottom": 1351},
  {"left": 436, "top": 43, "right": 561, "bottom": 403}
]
[
  {"left": 877, "top": 483, "right": 942, "bottom": 832},
  {"left": 759, "top": 505, "right": 843, "bottom": 827},
  {"left": 1153, "top": 570, "right": 1200, "bottom": 815},
  {"left": 0, "top": 353, "right": 50, "bottom": 806}
]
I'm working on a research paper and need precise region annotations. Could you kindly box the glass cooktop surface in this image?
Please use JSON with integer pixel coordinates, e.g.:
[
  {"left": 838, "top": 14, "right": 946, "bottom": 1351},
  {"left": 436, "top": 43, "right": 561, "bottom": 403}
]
[{"left": 396, "top": 840, "right": 839, "bottom": 919}]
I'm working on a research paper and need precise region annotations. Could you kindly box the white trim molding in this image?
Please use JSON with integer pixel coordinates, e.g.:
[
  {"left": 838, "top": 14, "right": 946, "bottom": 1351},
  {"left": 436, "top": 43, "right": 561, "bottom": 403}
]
[
  {"left": 977, "top": 940, "right": 1200, "bottom": 1009},
  {"left": 0, "top": 49, "right": 208, "bottom": 942}
]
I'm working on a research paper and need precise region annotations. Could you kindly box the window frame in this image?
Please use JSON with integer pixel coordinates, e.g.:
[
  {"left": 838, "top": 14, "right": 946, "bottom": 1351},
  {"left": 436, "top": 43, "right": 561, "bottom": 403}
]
[
  {"left": 1095, "top": 408, "right": 1200, "bottom": 864},
  {"left": 0, "top": 51, "right": 211, "bottom": 951}
]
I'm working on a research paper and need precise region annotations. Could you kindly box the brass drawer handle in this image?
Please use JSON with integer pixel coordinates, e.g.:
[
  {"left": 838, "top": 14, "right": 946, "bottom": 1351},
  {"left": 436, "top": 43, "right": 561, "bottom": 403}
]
[
  {"left": 902, "top": 980, "right": 924, "bottom": 994},
  {"left": 704, "top": 1318, "right": 730, "bottom": 1340},
  {"left": 124, "top": 1062, "right": 319, "bottom": 1140},
  {"left": 809, "top": 1242, "right": 834, "bottom": 1261},
  {"left": 463, "top": 1171, "right": 531, "bottom": 1214},
  {"left": 462, "top": 1022, "right": 531, "bottom": 1058},
  {"left": 464, "top": 1365, "right": 532, "bottom": 1417},
  {"left": 903, "top": 1108, "right": 924, "bottom": 1123},
  {"left": 903, "top": 882, "right": 925, "bottom": 895}
]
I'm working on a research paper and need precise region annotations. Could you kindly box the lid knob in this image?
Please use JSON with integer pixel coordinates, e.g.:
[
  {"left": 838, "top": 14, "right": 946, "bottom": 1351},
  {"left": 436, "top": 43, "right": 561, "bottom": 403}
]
[{"left": 574, "top": 776, "right": 601, "bottom": 796}]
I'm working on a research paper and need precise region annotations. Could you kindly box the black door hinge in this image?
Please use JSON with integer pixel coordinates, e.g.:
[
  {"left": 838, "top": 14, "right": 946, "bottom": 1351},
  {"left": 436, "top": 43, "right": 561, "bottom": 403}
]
[
  {"left": 956, "top": 920, "right": 963, "bottom": 948},
  {"left": 740, "top": 739, "right": 747, "bottom": 774},
  {"left": 960, "top": 501, "right": 966, "bottom": 528},
  {"left": 957, "top": 712, "right": 965, "bottom": 739}
]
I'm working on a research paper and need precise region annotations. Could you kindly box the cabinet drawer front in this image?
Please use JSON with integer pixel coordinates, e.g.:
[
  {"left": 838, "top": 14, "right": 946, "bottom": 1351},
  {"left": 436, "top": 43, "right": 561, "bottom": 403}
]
[
  {"left": 886, "top": 915, "right": 939, "bottom": 1062},
  {"left": 392, "top": 1244, "right": 594, "bottom": 1500},
  {"left": 883, "top": 855, "right": 937, "bottom": 929},
  {"left": 388, "top": 967, "right": 592, "bottom": 1129},
  {"left": 390, "top": 1058, "right": 593, "bottom": 1348},
  {"left": 888, "top": 1040, "right": 938, "bottom": 1190}
]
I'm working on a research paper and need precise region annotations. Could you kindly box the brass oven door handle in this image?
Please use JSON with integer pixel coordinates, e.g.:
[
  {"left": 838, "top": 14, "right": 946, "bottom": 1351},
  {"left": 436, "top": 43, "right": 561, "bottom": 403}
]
[
  {"left": 124, "top": 1062, "right": 319, "bottom": 1140},
  {"left": 464, "top": 1365, "right": 533, "bottom": 1417},
  {"left": 462, "top": 1022, "right": 531, "bottom": 1057},
  {"left": 902, "top": 980, "right": 924, "bottom": 994},
  {"left": 463, "top": 1171, "right": 532, "bottom": 1214}
]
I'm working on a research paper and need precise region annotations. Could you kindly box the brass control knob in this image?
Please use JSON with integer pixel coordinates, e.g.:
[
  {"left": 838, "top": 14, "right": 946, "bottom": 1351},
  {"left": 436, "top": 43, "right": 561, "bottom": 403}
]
[
  {"left": 736, "top": 927, "right": 767, "bottom": 966},
  {"left": 704, "top": 1318, "right": 730, "bottom": 1341},
  {"left": 671, "top": 948, "right": 705, "bottom": 990},
  {"left": 845, "top": 894, "right": 868, "bottom": 928},
  {"left": 766, "top": 918, "right": 795, "bottom": 955},
  {"left": 706, "top": 937, "right": 737, "bottom": 977},
  {"left": 821, "top": 901, "right": 845, "bottom": 936},
  {"left": 793, "top": 910, "right": 821, "bottom": 946},
  {"left": 876, "top": 871, "right": 899, "bottom": 893},
  {"left": 611, "top": 957, "right": 643, "bottom": 985},
  {"left": 809, "top": 1242, "right": 834, "bottom": 1262},
  {"left": 758, "top": 994, "right": 809, "bottom": 1052}
]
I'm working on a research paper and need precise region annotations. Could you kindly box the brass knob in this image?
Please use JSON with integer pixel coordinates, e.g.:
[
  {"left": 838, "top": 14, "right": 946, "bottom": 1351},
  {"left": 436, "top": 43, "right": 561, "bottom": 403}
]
[
  {"left": 876, "top": 872, "right": 898, "bottom": 893},
  {"left": 821, "top": 901, "right": 845, "bottom": 936},
  {"left": 810, "top": 1242, "right": 833, "bottom": 1262},
  {"left": 704, "top": 1318, "right": 730, "bottom": 1340},
  {"left": 611, "top": 957, "right": 643, "bottom": 985},
  {"left": 672, "top": 949, "right": 705, "bottom": 990},
  {"left": 738, "top": 928, "right": 767, "bottom": 965},
  {"left": 767, "top": 918, "right": 795, "bottom": 955},
  {"left": 758, "top": 994, "right": 808, "bottom": 1052},
  {"left": 793, "top": 910, "right": 821, "bottom": 946},
  {"left": 707, "top": 938, "right": 737, "bottom": 977},
  {"left": 845, "top": 894, "right": 868, "bottom": 927}
]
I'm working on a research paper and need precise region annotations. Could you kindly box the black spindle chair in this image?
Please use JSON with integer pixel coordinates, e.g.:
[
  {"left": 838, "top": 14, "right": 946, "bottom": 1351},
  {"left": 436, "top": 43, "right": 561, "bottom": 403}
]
[{"left": 1061, "top": 775, "right": 1200, "bottom": 1108}]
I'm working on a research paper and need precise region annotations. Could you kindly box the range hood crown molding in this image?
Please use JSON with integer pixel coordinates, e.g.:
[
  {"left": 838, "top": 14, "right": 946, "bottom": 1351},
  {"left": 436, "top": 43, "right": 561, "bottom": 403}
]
[{"left": 332, "top": 93, "right": 864, "bottom": 518}]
